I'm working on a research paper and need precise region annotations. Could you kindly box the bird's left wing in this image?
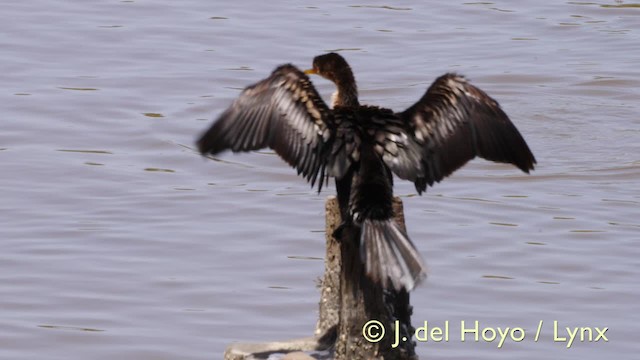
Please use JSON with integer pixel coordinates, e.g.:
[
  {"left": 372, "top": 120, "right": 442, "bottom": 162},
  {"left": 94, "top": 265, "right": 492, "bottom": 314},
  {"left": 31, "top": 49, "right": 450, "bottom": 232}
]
[
  {"left": 383, "top": 73, "right": 536, "bottom": 194},
  {"left": 197, "top": 64, "right": 335, "bottom": 190}
]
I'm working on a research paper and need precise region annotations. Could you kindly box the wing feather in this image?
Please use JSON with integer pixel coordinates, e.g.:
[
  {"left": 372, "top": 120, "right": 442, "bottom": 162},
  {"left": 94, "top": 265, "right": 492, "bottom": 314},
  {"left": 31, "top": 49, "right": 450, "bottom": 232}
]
[
  {"left": 197, "top": 64, "right": 335, "bottom": 190},
  {"left": 388, "top": 73, "right": 536, "bottom": 193}
]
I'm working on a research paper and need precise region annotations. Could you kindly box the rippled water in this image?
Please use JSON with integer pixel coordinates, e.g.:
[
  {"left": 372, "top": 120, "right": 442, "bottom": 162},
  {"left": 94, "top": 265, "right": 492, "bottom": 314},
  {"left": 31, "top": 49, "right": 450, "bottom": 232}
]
[{"left": 2, "top": 1, "right": 639, "bottom": 359}]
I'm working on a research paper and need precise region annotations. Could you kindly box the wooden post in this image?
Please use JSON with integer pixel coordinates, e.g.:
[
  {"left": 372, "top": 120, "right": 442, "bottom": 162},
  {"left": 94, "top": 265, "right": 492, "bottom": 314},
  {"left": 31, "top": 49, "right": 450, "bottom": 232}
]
[
  {"left": 224, "top": 196, "right": 417, "bottom": 360},
  {"left": 329, "top": 195, "right": 417, "bottom": 360}
]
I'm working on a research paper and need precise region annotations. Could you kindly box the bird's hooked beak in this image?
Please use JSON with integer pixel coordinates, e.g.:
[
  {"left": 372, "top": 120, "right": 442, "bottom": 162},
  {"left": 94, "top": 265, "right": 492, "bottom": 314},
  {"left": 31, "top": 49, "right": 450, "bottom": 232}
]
[{"left": 304, "top": 68, "right": 317, "bottom": 75}]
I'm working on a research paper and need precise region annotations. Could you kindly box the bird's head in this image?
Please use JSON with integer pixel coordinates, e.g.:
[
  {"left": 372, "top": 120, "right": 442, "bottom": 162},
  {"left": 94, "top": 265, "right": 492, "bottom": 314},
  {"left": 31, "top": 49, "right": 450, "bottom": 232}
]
[
  {"left": 304, "top": 52, "right": 358, "bottom": 107},
  {"left": 304, "top": 52, "right": 353, "bottom": 85}
]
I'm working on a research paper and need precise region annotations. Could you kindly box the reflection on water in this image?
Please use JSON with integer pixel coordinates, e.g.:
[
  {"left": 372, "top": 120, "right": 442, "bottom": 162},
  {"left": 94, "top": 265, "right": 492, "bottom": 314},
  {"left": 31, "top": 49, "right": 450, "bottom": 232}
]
[{"left": 1, "top": 0, "right": 639, "bottom": 359}]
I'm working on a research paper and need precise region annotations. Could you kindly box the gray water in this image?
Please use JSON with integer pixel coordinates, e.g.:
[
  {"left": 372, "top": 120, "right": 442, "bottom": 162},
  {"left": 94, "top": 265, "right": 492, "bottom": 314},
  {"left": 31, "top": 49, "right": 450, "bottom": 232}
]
[{"left": 2, "top": 1, "right": 639, "bottom": 359}]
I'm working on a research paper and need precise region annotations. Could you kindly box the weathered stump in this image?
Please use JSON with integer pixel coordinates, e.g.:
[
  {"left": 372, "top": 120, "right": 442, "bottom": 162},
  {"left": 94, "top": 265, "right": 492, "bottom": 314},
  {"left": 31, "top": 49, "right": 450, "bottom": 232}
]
[{"left": 224, "top": 196, "right": 417, "bottom": 360}]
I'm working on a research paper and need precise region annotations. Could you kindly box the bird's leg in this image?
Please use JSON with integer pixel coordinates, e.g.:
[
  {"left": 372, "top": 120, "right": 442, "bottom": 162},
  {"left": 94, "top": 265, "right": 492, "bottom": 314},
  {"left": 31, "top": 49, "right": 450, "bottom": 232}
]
[
  {"left": 333, "top": 175, "right": 354, "bottom": 242},
  {"left": 332, "top": 219, "right": 351, "bottom": 242}
]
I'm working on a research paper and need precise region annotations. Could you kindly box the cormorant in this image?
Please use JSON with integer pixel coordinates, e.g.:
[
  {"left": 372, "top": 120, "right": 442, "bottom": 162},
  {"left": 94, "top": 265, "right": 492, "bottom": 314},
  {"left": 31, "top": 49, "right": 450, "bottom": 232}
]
[{"left": 197, "top": 53, "right": 536, "bottom": 291}]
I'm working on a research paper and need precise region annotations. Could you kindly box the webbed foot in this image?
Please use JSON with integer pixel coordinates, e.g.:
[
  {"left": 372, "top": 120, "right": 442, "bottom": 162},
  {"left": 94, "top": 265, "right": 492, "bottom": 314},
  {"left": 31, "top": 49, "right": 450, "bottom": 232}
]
[{"left": 332, "top": 221, "right": 349, "bottom": 241}]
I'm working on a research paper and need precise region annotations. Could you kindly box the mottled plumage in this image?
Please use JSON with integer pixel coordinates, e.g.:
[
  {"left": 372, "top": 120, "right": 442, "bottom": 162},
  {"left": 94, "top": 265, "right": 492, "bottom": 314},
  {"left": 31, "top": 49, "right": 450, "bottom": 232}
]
[
  {"left": 197, "top": 53, "right": 536, "bottom": 291},
  {"left": 197, "top": 64, "right": 333, "bottom": 190}
]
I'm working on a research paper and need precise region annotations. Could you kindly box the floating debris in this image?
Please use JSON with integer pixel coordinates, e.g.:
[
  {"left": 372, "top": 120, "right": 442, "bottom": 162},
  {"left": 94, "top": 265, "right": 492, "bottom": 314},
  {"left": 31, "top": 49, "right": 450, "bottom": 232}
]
[
  {"left": 38, "top": 324, "right": 104, "bottom": 332},
  {"left": 143, "top": 113, "right": 164, "bottom": 118},
  {"left": 59, "top": 87, "right": 98, "bottom": 91},
  {"left": 482, "top": 275, "right": 514, "bottom": 280},
  {"left": 489, "top": 222, "right": 518, "bottom": 227},
  {"left": 144, "top": 168, "right": 175, "bottom": 173},
  {"left": 349, "top": 5, "right": 412, "bottom": 11},
  {"left": 57, "top": 149, "right": 112, "bottom": 154}
]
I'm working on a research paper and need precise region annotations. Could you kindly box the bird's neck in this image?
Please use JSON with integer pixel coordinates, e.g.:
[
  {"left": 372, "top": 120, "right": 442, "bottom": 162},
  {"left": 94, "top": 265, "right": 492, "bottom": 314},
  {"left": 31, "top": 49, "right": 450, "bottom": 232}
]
[{"left": 332, "top": 71, "right": 359, "bottom": 108}]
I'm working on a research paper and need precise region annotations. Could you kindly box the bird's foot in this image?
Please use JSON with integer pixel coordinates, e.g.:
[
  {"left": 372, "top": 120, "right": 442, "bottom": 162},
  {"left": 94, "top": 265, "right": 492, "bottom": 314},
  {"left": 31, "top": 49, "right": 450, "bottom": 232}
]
[{"left": 332, "top": 221, "right": 349, "bottom": 242}]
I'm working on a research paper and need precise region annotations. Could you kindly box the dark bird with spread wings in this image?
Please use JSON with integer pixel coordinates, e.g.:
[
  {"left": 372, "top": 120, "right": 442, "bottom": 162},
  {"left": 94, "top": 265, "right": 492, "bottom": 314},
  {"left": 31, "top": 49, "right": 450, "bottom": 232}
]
[{"left": 197, "top": 53, "right": 536, "bottom": 292}]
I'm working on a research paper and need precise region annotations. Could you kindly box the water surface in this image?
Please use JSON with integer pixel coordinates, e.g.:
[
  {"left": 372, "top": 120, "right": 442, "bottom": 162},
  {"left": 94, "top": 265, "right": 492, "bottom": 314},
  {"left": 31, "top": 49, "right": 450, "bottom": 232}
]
[{"left": 1, "top": 1, "right": 639, "bottom": 359}]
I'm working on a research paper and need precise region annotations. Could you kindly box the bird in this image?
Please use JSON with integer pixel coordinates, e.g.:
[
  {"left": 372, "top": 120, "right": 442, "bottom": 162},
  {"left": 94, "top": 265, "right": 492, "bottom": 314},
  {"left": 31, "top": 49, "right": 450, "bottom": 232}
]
[{"left": 197, "top": 52, "right": 536, "bottom": 292}]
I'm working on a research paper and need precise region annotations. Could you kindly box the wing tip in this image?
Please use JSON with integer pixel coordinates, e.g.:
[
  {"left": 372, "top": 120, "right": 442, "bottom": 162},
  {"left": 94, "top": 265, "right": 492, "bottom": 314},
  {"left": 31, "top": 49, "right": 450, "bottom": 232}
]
[
  {"left": 195, "top": 137, "right": 208, "bottom": 155},
  {"left": 517, "top": 147, "right": 537, "bottom": 174},
  {"left": 196, "top": 131, "right": 217, "bottom": 156}
]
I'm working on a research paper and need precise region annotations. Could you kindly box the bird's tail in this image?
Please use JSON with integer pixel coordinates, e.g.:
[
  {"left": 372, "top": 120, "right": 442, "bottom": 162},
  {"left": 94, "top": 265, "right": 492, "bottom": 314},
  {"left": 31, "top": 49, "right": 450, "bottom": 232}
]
[{"left": 360, "top": 218, "right": 426, "bottom": 291}]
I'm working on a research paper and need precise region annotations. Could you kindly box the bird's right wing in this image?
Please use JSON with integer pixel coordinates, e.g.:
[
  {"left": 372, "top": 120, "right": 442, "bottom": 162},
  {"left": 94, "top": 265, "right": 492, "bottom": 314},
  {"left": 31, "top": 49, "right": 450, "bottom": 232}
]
[{"left": 197, "top": 64, "right": 336, "bottom": 190}]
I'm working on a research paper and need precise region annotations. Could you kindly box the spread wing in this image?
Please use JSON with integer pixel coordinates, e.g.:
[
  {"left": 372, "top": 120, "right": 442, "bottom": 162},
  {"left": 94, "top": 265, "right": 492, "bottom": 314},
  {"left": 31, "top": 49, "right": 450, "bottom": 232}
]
[
  {"left": 197, "top": 64, "right": 335, "bottom": 190},
  {"left": 385, "top": 73, "right": 536, "bottom": 194}
]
